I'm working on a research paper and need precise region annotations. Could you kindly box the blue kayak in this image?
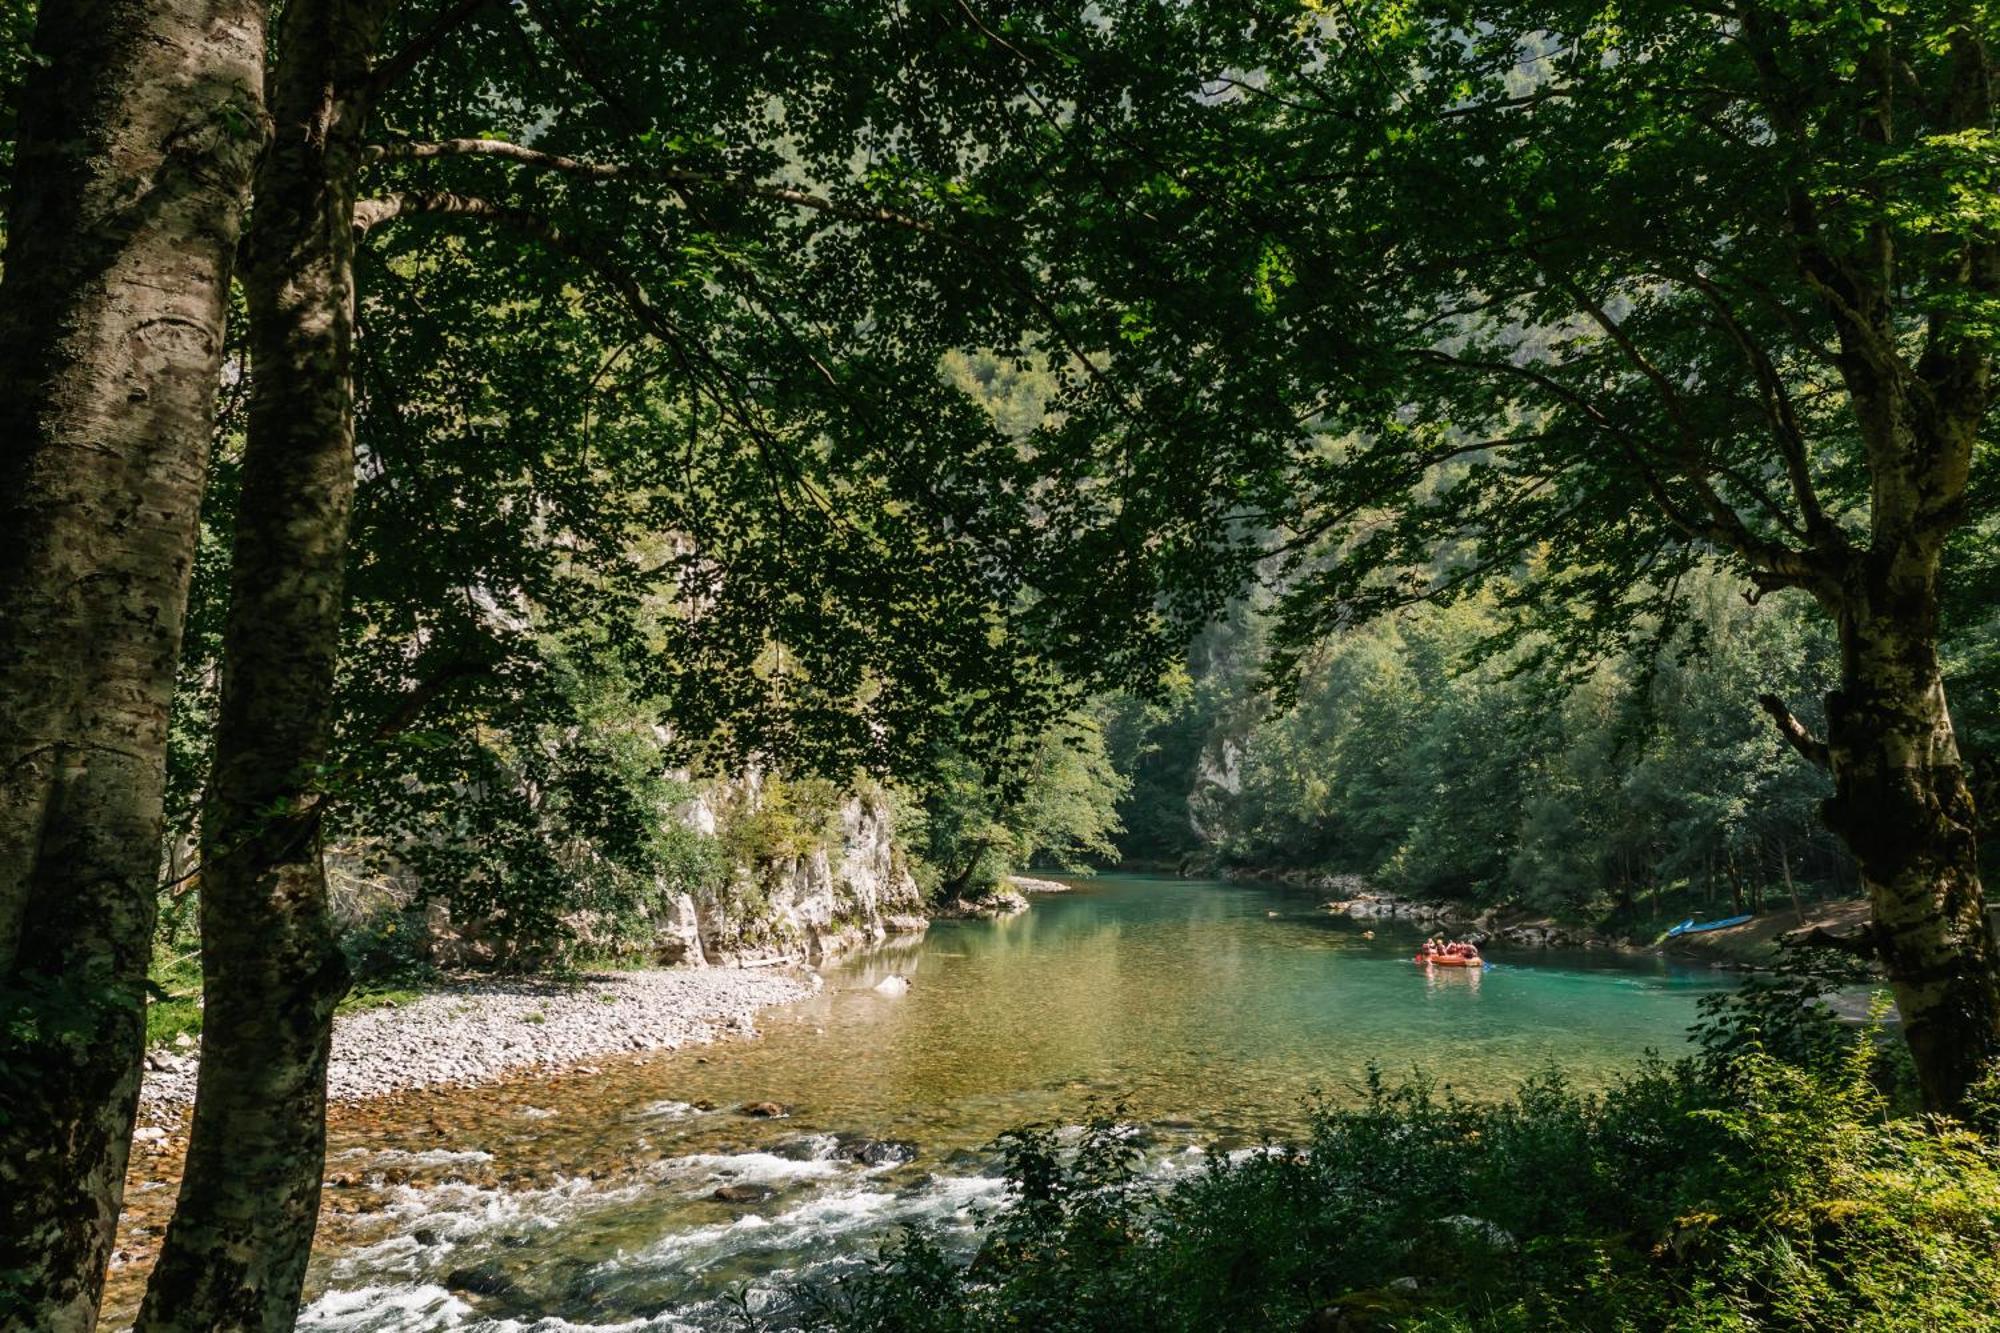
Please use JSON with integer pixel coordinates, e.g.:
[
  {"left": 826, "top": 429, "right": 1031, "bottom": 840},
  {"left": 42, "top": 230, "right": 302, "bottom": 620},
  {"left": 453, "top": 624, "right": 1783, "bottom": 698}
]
[{"left": 1665, "top": 914, "right": 1753, "bottom": 938}]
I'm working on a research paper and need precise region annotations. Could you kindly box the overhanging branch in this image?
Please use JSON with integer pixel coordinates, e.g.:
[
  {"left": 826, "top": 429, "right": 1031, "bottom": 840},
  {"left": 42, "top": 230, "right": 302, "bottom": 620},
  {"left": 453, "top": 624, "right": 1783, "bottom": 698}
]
[
  {"left": 1756, "top": 692, "right": 1830, "bottom": 770},
  {"left": 1792, "top": 924, "right": 1882, "bottom": 960},
  {"left": 1675, "top": 267, "right": 1839, "bottom": 546},
  {"left": 1413, "top": 346, "right": 1828, "bottom": 595},
  {"left": 352, "top": 190, "right": 815, "bottom": 529},
  {"left": 363, "top": 139, "right": 940, "bottom": 234},
  {"left": 369, "top": 0, "right": 496, "bottom": 96}
]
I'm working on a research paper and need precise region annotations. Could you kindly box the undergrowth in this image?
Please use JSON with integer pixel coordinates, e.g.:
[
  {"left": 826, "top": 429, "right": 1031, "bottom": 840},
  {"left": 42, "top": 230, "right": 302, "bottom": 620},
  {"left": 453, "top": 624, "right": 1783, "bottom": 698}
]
[{"left": 781, "top": 970, "right": 2000, "bottom": 1333}]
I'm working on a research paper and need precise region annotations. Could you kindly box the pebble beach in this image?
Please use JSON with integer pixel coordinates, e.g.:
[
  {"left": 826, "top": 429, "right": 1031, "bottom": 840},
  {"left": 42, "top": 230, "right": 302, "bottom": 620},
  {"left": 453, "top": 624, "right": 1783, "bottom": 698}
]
[{"left": 137, "top": 967, "right": 821, "bottom": 1116}]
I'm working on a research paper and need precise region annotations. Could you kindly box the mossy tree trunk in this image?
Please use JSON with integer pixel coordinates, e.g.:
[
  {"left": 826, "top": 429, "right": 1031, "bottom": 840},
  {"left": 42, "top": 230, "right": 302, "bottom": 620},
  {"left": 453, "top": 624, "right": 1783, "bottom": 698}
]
[
  {"left": 1821, "top": 551, "right": 2000, "bottom": 1115},
  {"left": 0, "top": 1, "right": 265, "bottom": 1326},
  {"left": 134, "top": 0, "right": 394, "bottom": 1326}
]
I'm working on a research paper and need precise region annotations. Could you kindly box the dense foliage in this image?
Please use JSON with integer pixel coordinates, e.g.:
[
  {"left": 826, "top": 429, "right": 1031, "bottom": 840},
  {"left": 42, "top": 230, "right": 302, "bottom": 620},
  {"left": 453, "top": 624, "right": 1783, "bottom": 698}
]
[
  {"left": 903, "top": 712, "right": 1128, "bottom": 900},
  {"left": 1104, "top": 566, "right": 1859, "bottom": 923},
  {"left": 794, "top": 988, "right": 2000, "bottom": 1333}
]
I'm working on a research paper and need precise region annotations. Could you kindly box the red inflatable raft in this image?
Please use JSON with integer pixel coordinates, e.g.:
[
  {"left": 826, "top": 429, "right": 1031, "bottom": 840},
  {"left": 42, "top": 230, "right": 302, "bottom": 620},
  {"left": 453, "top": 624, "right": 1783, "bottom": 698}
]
[{"left": 1414, "top": 952, "right": 1482, "bottom": 967}]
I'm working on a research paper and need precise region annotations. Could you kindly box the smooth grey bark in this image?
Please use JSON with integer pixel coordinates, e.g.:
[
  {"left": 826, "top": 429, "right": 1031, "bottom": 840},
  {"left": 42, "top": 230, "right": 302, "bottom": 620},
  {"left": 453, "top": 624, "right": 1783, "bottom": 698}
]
[
  {"left": 134, "top": 0, "right": 395, "bottom": 1326},
  {"left": 0, "top": 1, "right": 265, "bottom": 1327}
]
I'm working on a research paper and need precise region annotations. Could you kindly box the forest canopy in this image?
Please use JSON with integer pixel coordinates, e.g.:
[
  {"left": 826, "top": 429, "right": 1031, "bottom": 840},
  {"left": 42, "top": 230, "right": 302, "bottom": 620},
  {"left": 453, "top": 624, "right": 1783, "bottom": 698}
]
[{"left": 3, "top": 2, "right": 1999, "bottom": 1330}]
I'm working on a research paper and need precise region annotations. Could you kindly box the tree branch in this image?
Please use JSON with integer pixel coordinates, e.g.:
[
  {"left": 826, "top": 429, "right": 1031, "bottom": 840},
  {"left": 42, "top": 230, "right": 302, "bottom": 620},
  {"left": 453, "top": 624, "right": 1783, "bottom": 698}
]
[
  {"left": 1675, "top": 267, "right": 1840, "bottom": 546},
  {"left": 352, "top": 191, "right": 815, "bottom": 531},
  {"left": 1791, "top": 924, "right": 1882, "bottom": 960},
  {"left": 1556, "top": 278, "right": 1809, "bottom": 564},
  {"left": 354, "top": 189, "right": 519, "bottom": 233},
  {"left": 1411, "top": 347, "right": 1814, "bottom": 589},
  {"left": 362, "top": 659, "right": 496, "bottom": 745},
  {"left": 1756, "top": 692, "right": 1830, "bottom": 770},
  {"left": 369, "top": 0, "right": 496, "bottom": 96},
  {"left": 363, "top": 138, "right": 941, "bottom": 234}
]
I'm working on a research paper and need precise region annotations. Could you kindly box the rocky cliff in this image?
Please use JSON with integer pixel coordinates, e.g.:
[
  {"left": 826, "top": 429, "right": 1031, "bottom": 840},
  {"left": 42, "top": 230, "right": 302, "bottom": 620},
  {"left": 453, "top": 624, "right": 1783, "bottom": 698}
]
[{"left": 660, "top": 784, "right": 927, "bottom": 968}]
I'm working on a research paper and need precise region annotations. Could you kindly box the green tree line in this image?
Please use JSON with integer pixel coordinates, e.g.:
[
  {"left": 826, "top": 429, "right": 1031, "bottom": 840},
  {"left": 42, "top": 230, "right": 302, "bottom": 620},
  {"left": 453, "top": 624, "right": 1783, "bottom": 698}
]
[{"left": 1103, "top": 566, "right": 1886, "bottom": 927}]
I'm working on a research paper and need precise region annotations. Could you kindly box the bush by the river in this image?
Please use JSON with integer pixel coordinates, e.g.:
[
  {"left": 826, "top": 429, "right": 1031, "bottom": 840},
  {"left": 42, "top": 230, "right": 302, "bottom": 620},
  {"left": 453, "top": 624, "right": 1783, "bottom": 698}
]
[{"left": 793, "top": 985, "right": 2000, "bottom": 1333}]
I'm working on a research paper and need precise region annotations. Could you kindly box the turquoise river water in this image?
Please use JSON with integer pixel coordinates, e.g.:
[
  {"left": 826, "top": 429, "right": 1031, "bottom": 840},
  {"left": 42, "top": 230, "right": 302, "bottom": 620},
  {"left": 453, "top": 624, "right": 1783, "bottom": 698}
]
[{"left": 277, "top": 874, "right": 1736, "bottom": 1331}]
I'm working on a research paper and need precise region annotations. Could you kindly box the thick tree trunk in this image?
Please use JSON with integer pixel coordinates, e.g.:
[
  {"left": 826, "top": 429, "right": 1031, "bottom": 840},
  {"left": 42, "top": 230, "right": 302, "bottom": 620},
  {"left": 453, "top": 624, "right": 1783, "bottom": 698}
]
[
  {"left": 0, "top": 2, "right": 264, "bottom": 1326},
  {"left": 135, "top": 0, "right": 392, "bottom": 1326},
  {"left": 1822, "top": 560, "right": 2000, "bottom": 1116}
]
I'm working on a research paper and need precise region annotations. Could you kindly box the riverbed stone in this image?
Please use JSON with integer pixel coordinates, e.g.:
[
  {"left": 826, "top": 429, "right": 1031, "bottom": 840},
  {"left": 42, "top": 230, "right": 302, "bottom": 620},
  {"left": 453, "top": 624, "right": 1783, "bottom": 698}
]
[
  {"left": 712, "top": 1183, "right": 777, "bottom": 1203},
  {"left": 844, "top": 1138, "right": 918, "bottom": 1167},
  {"left": 445, "top": 1261, "right": 525, "bottom": 1300}
]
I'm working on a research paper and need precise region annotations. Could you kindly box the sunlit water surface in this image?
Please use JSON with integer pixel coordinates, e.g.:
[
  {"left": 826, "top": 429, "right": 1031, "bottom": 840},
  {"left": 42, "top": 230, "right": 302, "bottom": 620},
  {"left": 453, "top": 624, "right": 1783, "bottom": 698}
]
[{"left": 227, "top": 876, "right": 1733, "bottom": 1330}]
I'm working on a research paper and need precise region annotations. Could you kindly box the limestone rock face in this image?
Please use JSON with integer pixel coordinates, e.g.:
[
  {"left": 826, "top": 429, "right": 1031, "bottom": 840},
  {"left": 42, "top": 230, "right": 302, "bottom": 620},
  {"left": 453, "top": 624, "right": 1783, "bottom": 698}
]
[
  {"left": 1187, "top": 735, "right": 1244, "bottom": 842},
  {"left": 684, "top": 791, "right": 927, "bottom": 968},
  {"left": 656, "top": 892, "right": 706, "bottom": 968}
]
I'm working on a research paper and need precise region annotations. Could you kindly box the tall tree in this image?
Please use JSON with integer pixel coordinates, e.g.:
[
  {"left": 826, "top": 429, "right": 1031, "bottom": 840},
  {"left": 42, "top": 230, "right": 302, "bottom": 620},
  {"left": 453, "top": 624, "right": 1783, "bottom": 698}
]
[
  {"left": 1005, "top": 1, "right": 2000, "bottom": 1110},
  {"left": 136, "top": 0, "right": 397, "bottom": 1322},
  {"left": 0, "top": 1, "right": 266, "bottom": 1325},
  {"left": 139, "top": 1, "right": 1103, "bottom": 1325}
]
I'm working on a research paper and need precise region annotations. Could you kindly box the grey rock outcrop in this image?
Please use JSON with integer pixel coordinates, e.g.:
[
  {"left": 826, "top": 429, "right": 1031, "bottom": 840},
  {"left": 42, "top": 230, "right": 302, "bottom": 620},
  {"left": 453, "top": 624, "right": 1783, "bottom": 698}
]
[
  {"left": 1187, "top": 735, "right": 1244, "bottom": 842},
  {"left": 931, "top": 888, "right": 1030, "bottom": 920},
  {"left": 690, "top": 789, "right": 927, "bottom": 967},
  {"left": 1324, "top": 892, "right": 1471, "bottom": 925},
  {"left": 656, "top": 891, "right": 707, "bottom": 967}
]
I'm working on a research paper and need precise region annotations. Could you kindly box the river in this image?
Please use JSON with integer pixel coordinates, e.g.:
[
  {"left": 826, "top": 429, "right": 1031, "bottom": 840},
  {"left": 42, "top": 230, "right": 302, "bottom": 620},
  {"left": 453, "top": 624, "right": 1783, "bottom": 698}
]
[{"left": 283, "top": 874, "right": 1734, "bottom": 1330}]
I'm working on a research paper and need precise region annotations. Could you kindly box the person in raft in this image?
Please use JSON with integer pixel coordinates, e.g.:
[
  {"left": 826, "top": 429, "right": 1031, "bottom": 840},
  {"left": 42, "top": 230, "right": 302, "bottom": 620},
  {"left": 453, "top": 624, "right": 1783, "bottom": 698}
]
[{"left": 1420, "top": 939, "right": 1481, "bottom": 962}]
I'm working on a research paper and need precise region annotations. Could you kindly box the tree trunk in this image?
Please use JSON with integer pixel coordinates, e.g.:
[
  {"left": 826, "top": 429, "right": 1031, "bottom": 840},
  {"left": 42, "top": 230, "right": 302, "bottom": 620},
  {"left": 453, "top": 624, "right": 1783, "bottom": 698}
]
[
  {"left": 1778, "top": 830, "right": 1804, "bottom": 925},
  {"left": 1821, "top": 564, "right": 2000, "bottom": 1117},
  {"left": 136, "top": 0, "right": 391, "bottom": 1326},
  {"left": 0, "top": 2, "right": 264, "bottom": 1326}
]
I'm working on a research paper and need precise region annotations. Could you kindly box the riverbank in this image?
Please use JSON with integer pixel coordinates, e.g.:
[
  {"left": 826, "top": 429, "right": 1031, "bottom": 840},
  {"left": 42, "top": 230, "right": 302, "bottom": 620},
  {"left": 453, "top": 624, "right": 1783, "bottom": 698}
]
[
  {"left": 929, "top": 873, "right": 1078, "bottom": 920},
  {"left": 1654, "top": 898, "right": 1874, "bottom": 967},
  {"left": 1308, "top": 879, "right": 1876, "bottom": 967},
  {"left": 137, "top": 966, "right": 820, "bottom": 1115}
]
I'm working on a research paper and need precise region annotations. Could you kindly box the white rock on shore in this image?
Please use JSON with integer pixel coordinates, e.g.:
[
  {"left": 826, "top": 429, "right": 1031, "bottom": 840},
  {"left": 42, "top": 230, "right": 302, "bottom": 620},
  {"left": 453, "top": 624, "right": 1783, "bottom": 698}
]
[
  {"left": 1324, "top": 892, "right": 1467, "bottom": 924},
  {"left": 139, "top": 967, "right": 819, "bottom": 1112}
]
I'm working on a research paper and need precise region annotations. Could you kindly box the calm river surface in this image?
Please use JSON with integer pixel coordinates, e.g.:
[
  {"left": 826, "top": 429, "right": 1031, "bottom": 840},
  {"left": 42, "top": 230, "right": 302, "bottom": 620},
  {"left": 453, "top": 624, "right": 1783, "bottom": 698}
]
[{"left": 294, "top": 874, "right": 1736, "bottom": 1331}]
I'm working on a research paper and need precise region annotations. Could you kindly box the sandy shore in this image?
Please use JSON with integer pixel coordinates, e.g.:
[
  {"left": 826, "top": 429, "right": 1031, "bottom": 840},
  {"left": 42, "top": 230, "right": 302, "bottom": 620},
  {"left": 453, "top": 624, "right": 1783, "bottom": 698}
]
[{"left": 138, "top": 967, "right": 821, "bottom": 1115}]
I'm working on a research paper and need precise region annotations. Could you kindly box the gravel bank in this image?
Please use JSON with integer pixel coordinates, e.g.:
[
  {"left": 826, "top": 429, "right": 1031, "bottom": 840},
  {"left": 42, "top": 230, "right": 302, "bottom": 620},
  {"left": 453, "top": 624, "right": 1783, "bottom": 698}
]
[{"left": 138, "top": 967, "right": 820, "bottom": 1113}]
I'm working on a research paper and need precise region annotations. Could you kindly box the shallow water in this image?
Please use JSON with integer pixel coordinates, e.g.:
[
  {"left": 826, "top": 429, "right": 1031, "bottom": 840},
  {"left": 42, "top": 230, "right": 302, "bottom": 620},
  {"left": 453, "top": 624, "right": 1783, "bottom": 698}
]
[{"left": 160, "top": 876, "right": 1743, "bottom": 1330}]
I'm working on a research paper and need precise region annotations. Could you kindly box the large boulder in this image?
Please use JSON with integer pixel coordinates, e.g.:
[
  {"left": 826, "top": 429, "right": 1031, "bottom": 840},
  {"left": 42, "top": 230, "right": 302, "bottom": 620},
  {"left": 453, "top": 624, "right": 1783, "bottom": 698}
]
[{"left": 655, "top": 891, "right": 706, "bottom": 967}]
